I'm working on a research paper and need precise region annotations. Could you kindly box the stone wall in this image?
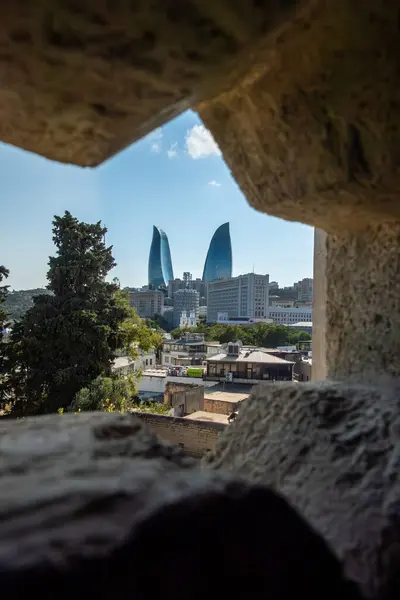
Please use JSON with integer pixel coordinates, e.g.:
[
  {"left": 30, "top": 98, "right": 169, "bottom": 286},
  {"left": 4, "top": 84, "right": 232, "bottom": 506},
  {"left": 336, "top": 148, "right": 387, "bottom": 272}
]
[
  {"left": 1, "top": 1, "right": 400, "bottom": 597},
  {"left": 164, "top": 382, "right": 204, "bottom": 416},
  {"left": 135, "top": 413, "right": 226, "bottom": 458},
  {"left": 203, "top": 398, "right": 238, "bottom": 416}
]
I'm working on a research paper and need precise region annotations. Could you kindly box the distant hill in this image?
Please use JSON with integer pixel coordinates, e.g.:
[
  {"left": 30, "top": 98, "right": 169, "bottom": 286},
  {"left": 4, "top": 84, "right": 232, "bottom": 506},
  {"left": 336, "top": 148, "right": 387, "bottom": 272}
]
[{"left": 4, "top": 288, "right": 52, "bottom": 322}]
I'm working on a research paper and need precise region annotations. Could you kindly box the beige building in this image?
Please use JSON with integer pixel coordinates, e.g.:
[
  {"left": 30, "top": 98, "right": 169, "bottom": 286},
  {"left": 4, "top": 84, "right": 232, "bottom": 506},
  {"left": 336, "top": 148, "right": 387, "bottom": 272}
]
[
  {"left": 129, "top": 290, "right": 164, "bottom": 318},
  {"left": 207, "top": 273, "right": 269, "bottom": 323}
]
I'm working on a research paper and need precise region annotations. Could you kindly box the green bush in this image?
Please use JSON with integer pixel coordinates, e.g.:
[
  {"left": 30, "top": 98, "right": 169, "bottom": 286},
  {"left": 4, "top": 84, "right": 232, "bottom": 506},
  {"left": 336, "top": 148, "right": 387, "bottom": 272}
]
[{"left": 73, "top": 374, "right": 138, "bottom": 413}]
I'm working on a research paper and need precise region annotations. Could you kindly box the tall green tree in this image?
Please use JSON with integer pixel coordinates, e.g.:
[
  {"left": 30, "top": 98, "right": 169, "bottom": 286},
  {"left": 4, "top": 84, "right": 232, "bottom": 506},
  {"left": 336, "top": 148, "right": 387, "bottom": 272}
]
[
  {"left": 114, "top": 289, "right": 162, "bottom": 358},
  {"left": 0, "top": 266, "right": 10, "bottom": 333},
  {"left": 0, "top": 266, "right": 10, "bottom": 407},
  {"left": 4, "top": 212, "right": 129, "bottom": 415}
]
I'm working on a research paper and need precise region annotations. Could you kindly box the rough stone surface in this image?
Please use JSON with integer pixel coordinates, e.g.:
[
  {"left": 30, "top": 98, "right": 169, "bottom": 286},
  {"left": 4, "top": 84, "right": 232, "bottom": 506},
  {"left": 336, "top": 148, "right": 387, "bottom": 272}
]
[
  {"left": 0, "top": 411, "right": 363, "bottom": 600},
  {"left": 312, "top": 228, "right": 327, "bottom": 380},
  {"left": 204, "top": 382, "right": 400, "bottom": 600},
  {"left": 0, "top": 0, "right": 298, "bottom": 166},
  {"left": 325, "top": 222, "right": 400, "bottom": 380},
  {"left": 199, "top": 0, "right": 400, "bottom": 231}
]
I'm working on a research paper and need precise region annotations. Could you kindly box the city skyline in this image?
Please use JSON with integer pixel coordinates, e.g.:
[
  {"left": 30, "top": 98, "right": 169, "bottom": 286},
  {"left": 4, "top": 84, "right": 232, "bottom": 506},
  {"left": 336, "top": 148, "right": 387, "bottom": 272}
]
[{"left": 0, "top": 110, "right": 313, "bottom": 291}]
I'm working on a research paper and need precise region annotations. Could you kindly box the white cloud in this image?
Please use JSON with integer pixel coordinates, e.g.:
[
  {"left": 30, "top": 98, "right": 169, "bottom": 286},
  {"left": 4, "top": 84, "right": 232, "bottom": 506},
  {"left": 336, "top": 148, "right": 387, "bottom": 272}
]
[
  {"left": 208, "top": 180, "right": 221, "bottom": 187},
  {"left": 147, "top": 127, "right": 163, "bottom": 152},
  {"left": 167, "top": 142, "right": 178, "bottom": 159},
  {"left": 185, "top": 124, "right": 221, "bottom": 159}
]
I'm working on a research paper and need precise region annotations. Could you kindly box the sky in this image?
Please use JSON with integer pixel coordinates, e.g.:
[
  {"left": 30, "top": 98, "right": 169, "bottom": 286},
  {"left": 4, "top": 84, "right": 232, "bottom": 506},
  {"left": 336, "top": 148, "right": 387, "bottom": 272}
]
[{"left": 0, "top": 109, "right": 313, "bottom": 291}]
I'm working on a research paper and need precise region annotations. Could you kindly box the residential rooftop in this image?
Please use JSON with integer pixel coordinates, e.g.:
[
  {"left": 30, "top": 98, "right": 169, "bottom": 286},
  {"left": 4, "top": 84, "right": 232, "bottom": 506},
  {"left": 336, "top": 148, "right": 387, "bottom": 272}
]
[
  {"left": 185, "top": 411, "right": 229, "bottom": 425},
  {"left": 208, "top": 350, "right": 295, "bottom": 365},
  {"left": 204, "top": 384, "right": 251, "bottom": 404}
]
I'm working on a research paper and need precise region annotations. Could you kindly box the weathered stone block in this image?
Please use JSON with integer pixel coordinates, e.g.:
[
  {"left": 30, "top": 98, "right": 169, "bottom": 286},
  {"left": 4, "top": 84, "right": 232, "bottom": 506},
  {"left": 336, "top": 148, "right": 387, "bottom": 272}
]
[
  {"left": 205, "top": 381, "right": 400, "bottom": 599},
  {"left": 0, "top": 411, "right": 362, "bottom": 600},
  {"left": 0, "top": 0, "right": 298, "bottom": 166}
]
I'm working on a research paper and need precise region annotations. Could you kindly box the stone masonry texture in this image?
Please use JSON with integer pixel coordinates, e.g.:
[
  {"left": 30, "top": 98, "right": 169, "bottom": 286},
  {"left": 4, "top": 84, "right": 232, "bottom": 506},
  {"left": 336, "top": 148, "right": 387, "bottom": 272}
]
[
  {"left": 204, "top": 382, "right": 400, "bottom": 600},
  {"left": 0, "top": 411, "right": 364, "bottom": 600},
  {"left": 1, "top": 1, "right": 400, "bottom": 598},
  {"left": 0, "top": 0, "right": 298, "bottom": 166},
  {"left": 135, "top": 412, "right": 225, "bottom": 458}
]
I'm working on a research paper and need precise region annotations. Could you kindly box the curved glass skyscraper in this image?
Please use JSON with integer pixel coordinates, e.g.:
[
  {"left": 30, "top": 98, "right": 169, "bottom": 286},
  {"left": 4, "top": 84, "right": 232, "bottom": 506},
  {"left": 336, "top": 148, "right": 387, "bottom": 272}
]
[
  {"left": 148, "top": 226, "right": 174, "bottom": 288},
  {"left": 202, "top": 222, "right": 232, "bottom": 282}
]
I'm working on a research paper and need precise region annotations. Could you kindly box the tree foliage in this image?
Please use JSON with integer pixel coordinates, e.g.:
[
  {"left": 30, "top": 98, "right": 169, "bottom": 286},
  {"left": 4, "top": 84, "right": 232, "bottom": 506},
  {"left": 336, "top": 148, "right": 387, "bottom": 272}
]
[
  {"left": 0, "top": 266, "right": 10, "bottom": 407},
  {"left": 0, "top": 265, "right": 10, "bottom": 333},
  {"left": 145, "top": 314, "right": 170, "bottom": 332},
  {"left": 116, "top": 290, "right": 162, "bottom": 359},
  {"left": 74, "top": 374, "right": 138, "bottom": 412},
  {"left": 170, "top": 322, "right": 311, "bottom": 348},
  {"left": 3, "top": 212, "right": 131, "bottom": 415},
  {"left": 3, "top": 288, "right": 51, "bottom": 322}
]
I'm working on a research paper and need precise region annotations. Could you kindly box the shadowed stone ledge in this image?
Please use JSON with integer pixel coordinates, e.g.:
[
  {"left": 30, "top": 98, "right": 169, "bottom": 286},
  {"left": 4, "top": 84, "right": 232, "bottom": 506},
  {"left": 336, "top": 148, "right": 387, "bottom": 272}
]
[
  {"left": 0, "top": 411, "right": 362, "bottom": 600},
  {"left": 204, "top": 381, "right": 400, "bottom": 600}
]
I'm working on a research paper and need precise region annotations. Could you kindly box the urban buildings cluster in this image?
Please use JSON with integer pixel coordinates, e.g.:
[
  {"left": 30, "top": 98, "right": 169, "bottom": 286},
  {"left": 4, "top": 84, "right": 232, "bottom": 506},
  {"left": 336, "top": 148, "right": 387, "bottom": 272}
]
[{"left": 127, "top": 223, "right": 313, "bottom": 331}]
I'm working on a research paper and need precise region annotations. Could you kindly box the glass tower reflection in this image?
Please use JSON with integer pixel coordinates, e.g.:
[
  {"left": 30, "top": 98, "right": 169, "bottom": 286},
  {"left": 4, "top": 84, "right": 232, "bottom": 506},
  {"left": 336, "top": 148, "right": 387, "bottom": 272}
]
[
  {"left": 202, "top": 222, "right": 232, "bottom": 282},
  {"left": 148, "top": 226, "right": 174, "bottom": 288}
]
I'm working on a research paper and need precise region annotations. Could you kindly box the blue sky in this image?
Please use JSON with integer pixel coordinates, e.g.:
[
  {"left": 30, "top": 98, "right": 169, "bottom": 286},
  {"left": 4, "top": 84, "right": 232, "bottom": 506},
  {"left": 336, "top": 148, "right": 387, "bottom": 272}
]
[{"left": 1, "top": 110, "right": 313, "bottom": 290}]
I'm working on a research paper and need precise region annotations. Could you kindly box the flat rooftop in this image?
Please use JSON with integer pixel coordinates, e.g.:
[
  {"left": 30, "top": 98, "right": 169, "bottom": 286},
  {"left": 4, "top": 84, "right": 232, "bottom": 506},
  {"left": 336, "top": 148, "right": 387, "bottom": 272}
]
[
  {"left": 185, "top": 411, "right": 229, "bottom": 425},
  {"left": 204, "top": 384, "right": 251, "bottom": 404}
]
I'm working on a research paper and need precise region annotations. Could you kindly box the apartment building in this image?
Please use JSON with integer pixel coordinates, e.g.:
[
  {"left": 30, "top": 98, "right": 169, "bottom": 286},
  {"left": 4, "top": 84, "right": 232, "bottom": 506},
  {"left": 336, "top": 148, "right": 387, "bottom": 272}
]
[
  {"left": 207, "top": 273, "right": 269, "bottom": 323},
  {"left": 296, "top": 278, "right": 313, "bottom": 303},
  {"left": 129, "top": 289, "right": 164, "bottom": 318}
]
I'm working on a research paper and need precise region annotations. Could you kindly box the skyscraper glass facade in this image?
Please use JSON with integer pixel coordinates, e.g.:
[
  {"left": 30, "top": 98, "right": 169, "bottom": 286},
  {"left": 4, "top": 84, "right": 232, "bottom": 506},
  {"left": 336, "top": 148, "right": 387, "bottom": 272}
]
[
  {"left": 148, "top": 226, "right": 174, "bottom": 288},
  {"left": 202, "top": 222, "right": 232, "bottom": 282}
]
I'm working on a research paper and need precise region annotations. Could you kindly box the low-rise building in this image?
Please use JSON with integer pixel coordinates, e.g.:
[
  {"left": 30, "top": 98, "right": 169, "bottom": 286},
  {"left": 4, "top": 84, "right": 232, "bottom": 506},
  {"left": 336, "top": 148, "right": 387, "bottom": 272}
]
[
  {"left": 203, "top": 384, "right": 250, "bottom": 415},
  {"left": 216, "top": 313, "right": 273, "bottom": 326},
  {"left": 161, "top": 333, "right": 223, "bottom": 367},
  {"left": 112, "top": 347, "right": 156, "bottom": 375},
  {"left": 164, "top": 381, "right": 205, "bottom": 417},
  {"left": 206, "top": 342, "right": 294, "bottom": 384},
  {"left": 179, "top": 310, "right": 198, "bottom": 328},
  {"left": 295, "top": 356, "right": 312, "bottom": 382},
  {"left": 268, "top": 306, "right": 312, "bottom": 325}
]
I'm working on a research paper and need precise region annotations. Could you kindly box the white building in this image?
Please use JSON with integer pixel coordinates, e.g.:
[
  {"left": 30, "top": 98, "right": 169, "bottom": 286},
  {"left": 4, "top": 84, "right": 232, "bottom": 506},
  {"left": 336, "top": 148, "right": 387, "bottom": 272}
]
[
  {"left": 112, "top": 347, "right": 156, "bottom": 375},
  {"left": 207, "top": 273, "right": 269, "bottom": 323},
  {"left": 179, "top": 310, "right": 198, "bottom": 328},
  {"left": 268, "top": 306, "right": 312, "bottom": 325},
  {"left": 173, "top": 288, "right": 200, "bottom": 328},
  {"left": 216, "top": 313, "right": 273, "bottom": 326}
]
